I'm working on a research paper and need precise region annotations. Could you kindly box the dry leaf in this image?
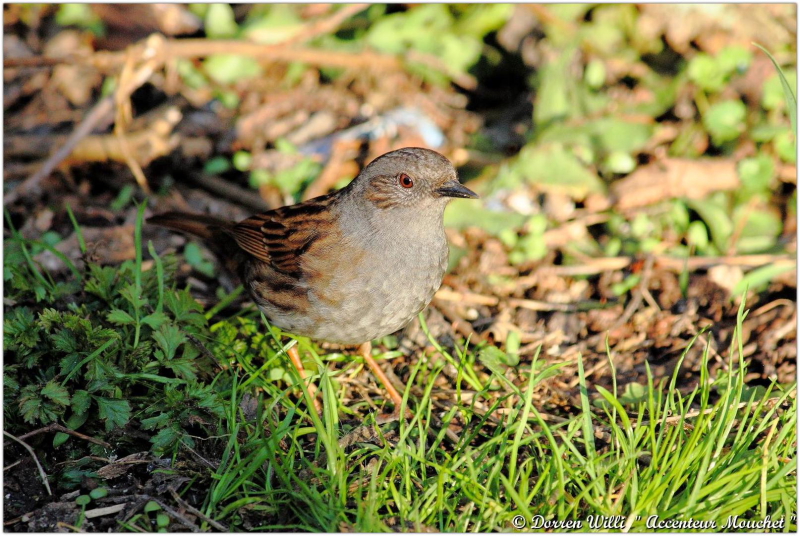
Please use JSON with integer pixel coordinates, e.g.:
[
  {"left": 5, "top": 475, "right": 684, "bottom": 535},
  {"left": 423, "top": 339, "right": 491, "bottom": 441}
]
[{"left": 611, "top": 158, "right": 739, "bottom": 211}]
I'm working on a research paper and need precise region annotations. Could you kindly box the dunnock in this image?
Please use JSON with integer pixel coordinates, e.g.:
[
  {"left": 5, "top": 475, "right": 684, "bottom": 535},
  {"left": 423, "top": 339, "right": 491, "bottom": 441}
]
[{"left": 149, "top": 147, "right": 478, "bottom": 411}]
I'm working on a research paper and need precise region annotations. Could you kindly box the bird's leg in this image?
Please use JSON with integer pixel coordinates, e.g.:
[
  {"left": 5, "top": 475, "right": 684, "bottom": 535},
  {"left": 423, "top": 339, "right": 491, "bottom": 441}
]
[
  {"left": 358, "top": 341, "right": 407, "bottom": 416},
  {"left": 287, "top": 346, "right": 323, "bottom": 414}
]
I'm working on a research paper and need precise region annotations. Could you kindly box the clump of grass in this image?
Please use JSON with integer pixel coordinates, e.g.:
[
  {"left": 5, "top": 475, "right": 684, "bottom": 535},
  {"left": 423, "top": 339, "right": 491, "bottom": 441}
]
[{"left": 197, "top": 301, "right": 796, "bottom": 531}]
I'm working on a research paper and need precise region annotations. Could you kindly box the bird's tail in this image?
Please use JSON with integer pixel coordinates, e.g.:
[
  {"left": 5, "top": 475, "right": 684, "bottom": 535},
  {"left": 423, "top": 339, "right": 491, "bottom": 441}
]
[
  {"left": 148, "top": 212, "right": 247, "bottom": 276},
  {"left": 147, "top": 212, "right": 234, "bottom": 241}
]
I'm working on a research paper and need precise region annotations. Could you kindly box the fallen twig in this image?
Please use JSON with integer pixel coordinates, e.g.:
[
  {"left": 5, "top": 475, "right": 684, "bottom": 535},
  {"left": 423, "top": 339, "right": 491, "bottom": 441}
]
[
  {"left": 281, "top": 4, "right": 369, "bottom": 47},
  {"left": 3, "top": 459, "right": 23, "bottom": 472},
  {"left": 533, "top": 253, "right": 795, "bottom": 277},
  {"left": 431, "top": 297, "right": 483, "bottom": 342},
  {"left": 4, "top": 38, "right": 405, "bottom": 73},
  {"left": 64, "top": 107, "right": 182, "bottom": 166},
  {"left": 168, "top": 488, "right": 228, "bottom": 532},
  {"left": 3, "top": 431, "right": 52, "bottom": 496},
  {"left": 435, "top": 287, "right": 586, "bottom": 312},
  {"left": 12, "top": 422, "right": 112, "bottom": 449},
  {"left": 84, "top": 504, "right": 127, "bottom": 519},
  {"left": 184, "top": 171, "right": 272, "bottom": 213}
]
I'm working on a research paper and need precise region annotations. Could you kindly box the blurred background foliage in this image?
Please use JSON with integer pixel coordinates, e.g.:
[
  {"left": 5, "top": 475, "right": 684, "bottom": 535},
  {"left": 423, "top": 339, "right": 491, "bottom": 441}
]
[{"left": 7, "top": 3, "right": 796, "bottom": 274}]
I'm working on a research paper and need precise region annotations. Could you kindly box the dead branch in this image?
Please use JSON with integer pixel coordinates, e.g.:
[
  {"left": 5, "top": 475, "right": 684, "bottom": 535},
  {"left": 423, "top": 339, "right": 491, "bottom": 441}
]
[
  {"left": 12, "top": 422, "right": 112, "bottom": 449},
  {"left": 3, "top": 431, "right": 52, "bottom": 496}
]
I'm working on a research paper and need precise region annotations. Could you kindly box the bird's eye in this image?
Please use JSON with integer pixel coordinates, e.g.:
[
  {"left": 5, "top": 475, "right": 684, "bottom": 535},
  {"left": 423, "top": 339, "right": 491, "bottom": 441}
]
[{"left": 398, "top": 173, "right": 414, "bottom": 188}]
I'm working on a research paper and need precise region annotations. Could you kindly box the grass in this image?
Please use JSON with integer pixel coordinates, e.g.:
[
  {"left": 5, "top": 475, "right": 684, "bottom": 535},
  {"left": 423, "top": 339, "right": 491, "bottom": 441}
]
[
  {"left": 3, "top": 212, "right": 797, "bottom": 532},
  {"left": 201, "top": 310, "right": 795, "bottom": 532}
]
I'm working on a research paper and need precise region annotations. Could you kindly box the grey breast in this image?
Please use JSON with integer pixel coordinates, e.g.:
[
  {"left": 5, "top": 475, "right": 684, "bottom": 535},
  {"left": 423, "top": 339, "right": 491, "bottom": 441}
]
[{"left": 300, "top": 207, "right": 449, "bottom": 345}]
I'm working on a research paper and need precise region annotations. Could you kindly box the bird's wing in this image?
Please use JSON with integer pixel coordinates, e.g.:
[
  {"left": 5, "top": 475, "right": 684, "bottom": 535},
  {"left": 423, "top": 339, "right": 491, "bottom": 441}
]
[{"left": 230, "top": 194, "right": 336, "bottom": 276}]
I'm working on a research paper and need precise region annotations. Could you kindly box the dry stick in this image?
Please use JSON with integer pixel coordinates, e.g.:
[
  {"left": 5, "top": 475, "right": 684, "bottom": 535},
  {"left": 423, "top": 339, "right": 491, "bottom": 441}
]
[
  {"left": 753, "top": 298, "right": 796, "bottom": 317},
  {"left": 435, "top": 288, "right": 584, "bottom": 312},
  {"left": 185, "top": 172, "right": 272, "bottom": 213},
  {"left": 432, "top": 297, "right": 483, "bottom": 342},
  {"left": 280, "top": 3, "right": 369, "bottom": 47},
  {"left": 536, "top": 253, "right": 795, "bottom": 277},
  {"left": 113, "top": 45, "right": 159, "bottom": 194},
  {"left": 434, "top": 288, "right": 498, "bottom": 307},
  {"left": 180, "top": 443, "right": 218, "bottom": 472},
  {"left": 84, "top": 504, "right": 127, "bottom": 519},
  {"left": 4, "top": 4, "right": 370, "bottom": 74},
  {"left": 12, "top": 422, "right": 112, "bottom": 449},
  {"left": 184, "top": 333, "right": 221, "bottom": 368},
  {"left": 55, "top": 522, "right": 86, "bottom": 532},
  {"left": 171, "top": 39, "right": 405, "bottom": 71},
  {"left": 168, "top": 488, "right": 228, "bottom": 532},
  {"left": 3, "top": 431, "right": 52, "bottom": 496},
  {"left": 3, "top": 459, "right": 23, "bottom": 472},
  {"left": 5, "top": 40, "right": 403, "bottom": 73},
  {"left": 3, "top": 510, "right": 37, "bottom": 527},
  {"left": 4, "top": 56, "right": 67, "bottom": 68}
]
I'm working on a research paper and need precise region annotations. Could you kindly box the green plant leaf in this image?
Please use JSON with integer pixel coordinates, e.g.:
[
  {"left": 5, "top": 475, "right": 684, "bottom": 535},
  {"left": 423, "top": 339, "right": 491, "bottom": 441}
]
[
  {"left": 95, "top": 396, "right": 131, "bottom": 431},
  {"left": 737, "top": 154, "right": 775, "bottom": 194},
  {"left": 688, "top": 53, "right": 727, "bottom": 92},
  {"left": 242, "top": 4, "right": 304, "bottom": 45},
  {"left": 183, "top": 242, "right": 216, "bottom": 278},
  {"left": 533, "top": 48, "right": 574, "bottom": 125},
  {"left": 153, "top": 324, "right": 186, "bottom": 361},
  {"left": 495, "top": 143, "right": 606, "bottom": 199},
  {"left": 141, "top": 413, "right": 170, "bottom": 430},
  {"left": 157, "top": 513, "right": 170, "bottom": 528},
  {"left": 107, "top": 309, "right": 135, "bottom": 326},
  {"left": 42, "top": 381, "right": 70, "bottom": 406},
  {"left": 151, "top": 426, "right": 181, "bottom": 452},
  {"left": 478, "top": 346, "right": 516, "bottom": 384},
  {"left": 702, "top": 100, "right": 746, "bottom": 145},
  {"left": 774, "top": 130, "right": 797, "bottom": 163},
  {"left": 70, "top": 390, "right": 91, "bottom": 415},
  {"left": 90, "top": 488, "right": 108, "bottom": 500},
  {"left": 687, "top": 198, "right": 734, "bottom": 252},
  {"left": 204, "top": 3, "right": 238, "bottom": 39},
  {"left": 444, "top": 204, "right": 526, "bottom": 237},
  {"left": 65, "top": 411, "right": 89, "bottom": 432},
  {"left": 141, "top": 311, "right": 170, "bottom": 330},
  {"left": 731, "top": 263, "right": 796, "bottom": 296},
  {"left": 203, "top": 54, "right": 262, "bottom": 85},
  {"left": 754, "top": 43, "right": 797, "bottom": 134}
]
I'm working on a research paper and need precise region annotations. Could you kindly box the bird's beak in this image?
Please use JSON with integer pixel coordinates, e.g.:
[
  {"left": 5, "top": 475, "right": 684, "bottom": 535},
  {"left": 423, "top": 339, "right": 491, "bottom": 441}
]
[{"left": 436, "top": 180, "right": 479, "bottom": 199}]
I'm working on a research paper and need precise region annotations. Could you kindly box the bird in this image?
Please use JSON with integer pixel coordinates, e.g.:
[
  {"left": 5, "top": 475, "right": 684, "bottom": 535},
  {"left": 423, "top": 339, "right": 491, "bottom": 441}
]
[{"left": 148, "top": 147, "right": 478, "bottom": 414}]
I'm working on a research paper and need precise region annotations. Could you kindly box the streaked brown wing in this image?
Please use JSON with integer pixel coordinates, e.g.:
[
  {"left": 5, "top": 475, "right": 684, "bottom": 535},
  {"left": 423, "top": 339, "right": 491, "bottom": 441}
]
[{"left": 230, "top": 194, "right": 336, "bottom": 276}]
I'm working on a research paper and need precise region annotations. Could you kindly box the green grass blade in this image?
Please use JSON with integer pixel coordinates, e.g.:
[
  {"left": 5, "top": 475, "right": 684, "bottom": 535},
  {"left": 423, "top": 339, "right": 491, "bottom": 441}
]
[{"left": 754, "top": 42, "right": 797, "bottom": 134}]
